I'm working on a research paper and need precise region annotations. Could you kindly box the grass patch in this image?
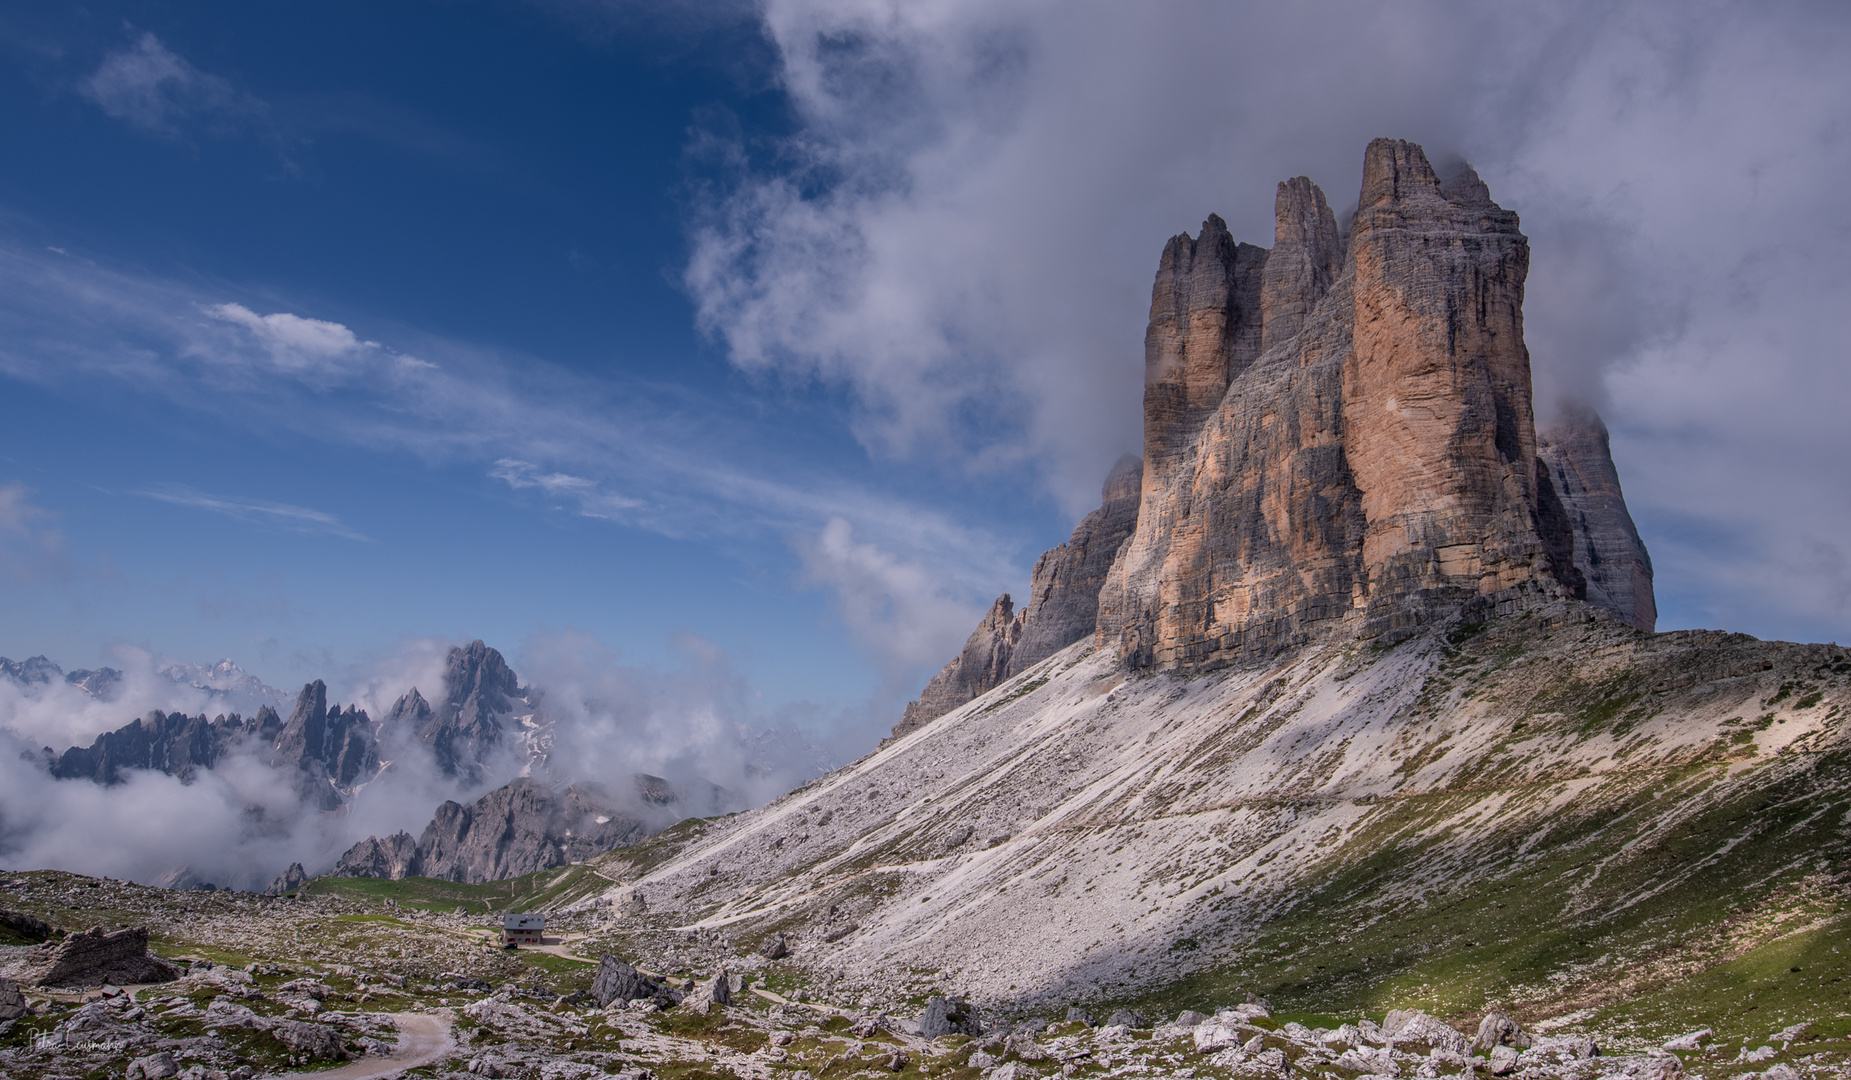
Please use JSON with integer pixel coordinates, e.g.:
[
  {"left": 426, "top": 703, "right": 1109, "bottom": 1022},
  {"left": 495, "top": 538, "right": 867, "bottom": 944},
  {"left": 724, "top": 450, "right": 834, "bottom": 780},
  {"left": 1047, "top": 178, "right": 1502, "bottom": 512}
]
[
  {"left": 1118, "top": 745, "right": 1851, "bottom": 1030},
  {"left": 299, "top": 863, "right": 610, "bottom": 914}
]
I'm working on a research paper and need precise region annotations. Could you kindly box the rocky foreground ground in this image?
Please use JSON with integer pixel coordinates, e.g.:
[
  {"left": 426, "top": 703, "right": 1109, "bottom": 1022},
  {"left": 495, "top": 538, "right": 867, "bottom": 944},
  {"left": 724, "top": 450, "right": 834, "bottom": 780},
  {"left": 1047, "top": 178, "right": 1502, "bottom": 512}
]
[{"left": 2, "top": 869, "right": 1848, "bottom": 1080}]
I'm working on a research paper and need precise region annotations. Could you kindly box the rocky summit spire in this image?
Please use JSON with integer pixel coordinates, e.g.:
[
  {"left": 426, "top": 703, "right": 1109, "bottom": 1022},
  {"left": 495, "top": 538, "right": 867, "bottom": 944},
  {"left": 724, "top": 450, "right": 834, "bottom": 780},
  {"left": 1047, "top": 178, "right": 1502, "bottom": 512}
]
[
  {"left": 1344, "top": 136, "right": 1561, "bottom": 635},
  {"left": 907, "top": 137, "right": 1653, "bottom": 723},
  {"left": 1092, "top": 137, "right": 1646, "bottom": 671},
  {"left": 386, "top": 639, "right": 526, "bottom": 780},
  {"left": 890, "top": 455, "right": 1145, "bottom": 740},
  {"left": 1259, "top": 176, "right": 1343, "bottom": 353},
  {"left": 1142, "top": 214, "right": 1269, "bottom": 486}
]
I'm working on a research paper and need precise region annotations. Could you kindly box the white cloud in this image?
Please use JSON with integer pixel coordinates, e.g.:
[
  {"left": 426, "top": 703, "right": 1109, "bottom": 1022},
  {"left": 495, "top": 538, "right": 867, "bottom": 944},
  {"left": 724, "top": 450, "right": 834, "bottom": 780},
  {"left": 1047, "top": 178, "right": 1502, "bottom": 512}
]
[
  {"left": 81, "top": 32, "right": 265, "bottom": 138},
  {"left": 794, "top": 517, "right": 983, "bottom": 691},
  {"left": 0, "top": 481, "right": 67, "bottom": 582},
  {"left": 202, "top": 302, "right": 374, "bottom": 374},
  {"left": 489, "top": 459, "right": 647, "bottom": 522},
  {"left": 138, "top": 483, "right": 370, "bottom": 541}
]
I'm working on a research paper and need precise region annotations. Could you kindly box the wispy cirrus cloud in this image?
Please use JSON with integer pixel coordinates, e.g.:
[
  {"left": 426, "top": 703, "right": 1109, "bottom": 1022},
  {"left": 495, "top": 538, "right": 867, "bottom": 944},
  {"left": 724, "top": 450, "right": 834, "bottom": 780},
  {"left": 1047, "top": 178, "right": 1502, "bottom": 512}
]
[
  {"left": 0, "top": 237, "right": 1009, "bottom": 692},
  {"left": 139, "top": 483, "right": 370, "bottom": 541},
  {"left": 0, "top": 481, "right": 68, "bottom": 581},
  {"left": 81, "top": 32, "right": 269, "bottom": 139},
  {"left": 489, "top": 460, "right": 647, "bottom": 524}
]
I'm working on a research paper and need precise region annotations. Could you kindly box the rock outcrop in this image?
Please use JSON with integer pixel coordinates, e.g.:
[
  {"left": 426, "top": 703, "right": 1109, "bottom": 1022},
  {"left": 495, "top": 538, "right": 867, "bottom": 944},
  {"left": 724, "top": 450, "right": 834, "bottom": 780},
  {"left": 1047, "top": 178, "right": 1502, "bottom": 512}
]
[
  {"left": 0, "top": 925, "right": 179, "bottom": 988},
  {"left": 906, "top": 139, "right": 1655, "bottom": 710},
  {"left": 591, "top": 953, "right": 667, "bottom": 1007},
  {"left": 1011, "top": 454, "right": 1144, "bottom": 673},
  {"left": 1538, "top": 405, "right": 1656, "bottom": 631},
  {"left": 264, "top": 862, "right": 309, "bottom": 897},
  {"left": 334, "top": 777, "right": 659, "bottom": 884},
  {"left": 892, "top": 456, "right": 1143, "bottom": 737},
  {"left": 891, "top": 596, "right": 1024, "bottom": 740}
]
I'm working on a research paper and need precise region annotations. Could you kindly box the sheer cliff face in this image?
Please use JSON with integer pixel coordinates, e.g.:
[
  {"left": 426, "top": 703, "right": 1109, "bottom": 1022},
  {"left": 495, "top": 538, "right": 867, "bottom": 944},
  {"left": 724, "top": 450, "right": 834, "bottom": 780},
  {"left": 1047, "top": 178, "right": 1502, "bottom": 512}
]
[
  {"left": 1098, "top": 138, "right": 1627, "bottom": 669},
  {"left": 1344, "top": 143, "right": 1563, "bottom": 634},
  {"left": 1539, "top": 408, "right": 1657, "bottom": 632}
]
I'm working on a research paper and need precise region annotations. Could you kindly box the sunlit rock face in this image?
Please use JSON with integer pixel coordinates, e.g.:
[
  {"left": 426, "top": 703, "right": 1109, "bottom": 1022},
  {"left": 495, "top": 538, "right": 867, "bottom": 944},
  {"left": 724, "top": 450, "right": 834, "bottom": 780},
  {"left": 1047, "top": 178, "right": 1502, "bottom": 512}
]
[{"left": 1097, "top": 138, "right": 1625, "bottom": 670}]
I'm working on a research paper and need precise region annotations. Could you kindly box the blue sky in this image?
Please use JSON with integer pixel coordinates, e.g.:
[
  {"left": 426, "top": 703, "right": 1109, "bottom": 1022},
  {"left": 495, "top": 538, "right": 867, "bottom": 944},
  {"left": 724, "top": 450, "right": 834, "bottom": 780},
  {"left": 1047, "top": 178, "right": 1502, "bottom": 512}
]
[{"left": 3, "top": 1, "right": 1849, "bottom": 755}]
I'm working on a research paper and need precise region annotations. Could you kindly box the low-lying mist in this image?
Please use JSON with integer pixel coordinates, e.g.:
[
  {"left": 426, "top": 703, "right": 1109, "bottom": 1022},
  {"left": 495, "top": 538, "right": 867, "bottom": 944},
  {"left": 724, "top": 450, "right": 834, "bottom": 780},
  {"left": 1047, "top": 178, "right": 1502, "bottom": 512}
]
[{"left": 0, "top": 631, "right": 842, "bottom": 891}]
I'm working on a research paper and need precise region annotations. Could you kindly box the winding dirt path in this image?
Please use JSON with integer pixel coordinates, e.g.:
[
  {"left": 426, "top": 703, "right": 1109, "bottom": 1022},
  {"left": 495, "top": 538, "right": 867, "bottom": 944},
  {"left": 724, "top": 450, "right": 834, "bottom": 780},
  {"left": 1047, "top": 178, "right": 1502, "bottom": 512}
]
[{"left": 268, "top": 1011, "right": 452, "bottom": 1080}]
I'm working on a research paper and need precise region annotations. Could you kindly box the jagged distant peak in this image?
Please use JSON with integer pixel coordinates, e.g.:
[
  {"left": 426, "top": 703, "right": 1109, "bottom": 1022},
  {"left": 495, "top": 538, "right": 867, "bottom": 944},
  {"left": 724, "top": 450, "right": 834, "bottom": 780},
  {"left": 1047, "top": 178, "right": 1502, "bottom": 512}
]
[
  {"left": 0, "top": 654, "right": 66, "bottom": 685},
  {"left": 444, "top": 638, "right": 523, "bottom": 705},
  {"left": 1, "top": 654, "right": 125, "bottom": 700},
  {"left": 157, "top": 656, "right": 290, "bottom": 714},
  {"left": 383, "top": 639, "right": 539, "bottom": 782}
]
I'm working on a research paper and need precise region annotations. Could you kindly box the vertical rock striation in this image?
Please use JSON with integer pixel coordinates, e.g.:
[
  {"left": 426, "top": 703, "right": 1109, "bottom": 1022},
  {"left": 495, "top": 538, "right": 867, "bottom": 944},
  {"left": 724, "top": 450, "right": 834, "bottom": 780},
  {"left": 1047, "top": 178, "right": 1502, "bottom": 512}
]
[
  {"left": 1538, "top": 406, "right": 1657, "bottom": 631},
  {"left": 1343, "top": 144, "right": 1570, "bottom": 637}
]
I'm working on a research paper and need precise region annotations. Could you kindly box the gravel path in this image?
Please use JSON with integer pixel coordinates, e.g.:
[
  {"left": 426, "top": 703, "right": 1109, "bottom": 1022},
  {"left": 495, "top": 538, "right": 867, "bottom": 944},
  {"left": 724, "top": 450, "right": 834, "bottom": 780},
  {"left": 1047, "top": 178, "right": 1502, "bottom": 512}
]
[{"left": 267, "top": 1011, "right": 452, "bottom": 1080}]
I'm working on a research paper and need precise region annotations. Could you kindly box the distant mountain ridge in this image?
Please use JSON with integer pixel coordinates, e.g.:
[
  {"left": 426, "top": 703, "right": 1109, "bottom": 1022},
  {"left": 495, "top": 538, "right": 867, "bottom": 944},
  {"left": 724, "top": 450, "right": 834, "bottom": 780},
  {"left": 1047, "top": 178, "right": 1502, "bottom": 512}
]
[
  {"left": 0, "top": 653, "right": 290, "bottom": 716},
  {"left": 34, "top": 641, "right": 532, "bottom": 806},
  {"left": 20, "top": 639, "right": 827, "bottom": 887},
  {"left": 332, "top": 776, "right": 673, "bottom": 884}
]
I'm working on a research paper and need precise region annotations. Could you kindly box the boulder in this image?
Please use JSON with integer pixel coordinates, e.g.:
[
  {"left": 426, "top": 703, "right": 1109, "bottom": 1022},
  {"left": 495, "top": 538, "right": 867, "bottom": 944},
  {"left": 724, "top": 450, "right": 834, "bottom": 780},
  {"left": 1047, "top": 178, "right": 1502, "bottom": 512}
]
[
  {"left": 1488, "top": 1045, "right": 1521, "bottom": 1075},
  {"left": 1662, "top": 1029, "right": 1711, "bottom": 1052},
  {"left": 758, "top": 934, "right": 790, "bottom": 960},
  {"left": 21, "top": 925, "right": 180, "bottom": 988},
  {"left": 270, "top": 1017, "right": 350, "bottom": 1061},
  {"left": 1107, "top": 1009, "right": 1145, "bottom": 1029},
  {"left": 0, "top": 977, "right": 29, "bottom": 1020},
  {"left": 1382, "top": 1010, "right": 1469, "bottom": 1056},
  {"left": 590, "top": 954, "right": 663, "bottom": 1008},
  {"left": 1475, "top": 1010, "right": 1532, "bottom": 1052},
  {"left": 1064, "top": 1007, "right": 1093, "bottom": 1026},
  {"left": 1175, "top": 1010, "right": 1208, "bottom": 1028},
  {"left": 1194, "top": 1021, "right": 1245, "bottom": 1052},
  {"left": 127, "top": 1051, "right": 180, "bottom": 1080},
  {"left": 0, "top": 909, "right": 53, "bottom": 943},
  {"left": 920, "top": 996, "right": 981, "bottom": 1039},
  {"left": 203, "top": 999, "right": 263, "bottom": 1029}
]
